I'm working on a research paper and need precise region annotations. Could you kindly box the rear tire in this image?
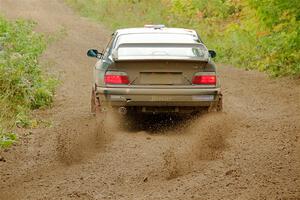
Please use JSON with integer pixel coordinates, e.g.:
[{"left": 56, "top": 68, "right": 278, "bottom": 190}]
[
  {"left": 91, "top": 89, "right": 96, "bottom": 115},
  {"left": 208, "top": 94, "right": 223, "bottom": 112},
  {"left": 91, "top": 88, "right": 101, "bottom": 116},
  {"left": 216, "top": 94, "right": 223, "bottom": 112}
]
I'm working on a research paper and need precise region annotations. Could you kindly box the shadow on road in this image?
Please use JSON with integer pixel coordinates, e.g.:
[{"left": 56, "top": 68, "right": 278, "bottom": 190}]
[{"left": 120, "top": 113, "right": 197, "bottom": 133}]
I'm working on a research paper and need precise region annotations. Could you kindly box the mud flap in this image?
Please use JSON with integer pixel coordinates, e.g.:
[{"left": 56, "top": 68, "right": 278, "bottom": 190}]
[
  {"left": 91, "top": 88, "right": 104, "bottom": 116},
  {"left": 91, "top": 88, "right": 109, "bottom": 133},
  {"left": 208, "top": 93, "right": 223, "bottom": 112},
  {"left": 216, "top": 94, "right": 223, "bottom": 112},
  {"left": 91, "top": 89, "right": 96, "bottom": 115}
]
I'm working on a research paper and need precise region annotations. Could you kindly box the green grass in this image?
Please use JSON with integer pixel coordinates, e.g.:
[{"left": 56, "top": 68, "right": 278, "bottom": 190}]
[
  {"left": 65, "top": 0, "right": 300, "bottom": 77},
  {"left": 0, "top": 128, "right": 17, "bottom": 149},
  {"left": 0, "top": 16, "right": 57, "bottom": 148}
]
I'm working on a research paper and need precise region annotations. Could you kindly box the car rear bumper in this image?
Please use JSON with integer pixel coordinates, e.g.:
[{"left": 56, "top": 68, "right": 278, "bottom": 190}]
[{"left": 96, "top": 87, "right": 221, "bottom": 107}]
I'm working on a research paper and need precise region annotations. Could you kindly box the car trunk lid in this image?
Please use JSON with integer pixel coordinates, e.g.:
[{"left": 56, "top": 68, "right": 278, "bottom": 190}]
[{"left": 107, "top": 60, "right": 215, "bottom": 86}]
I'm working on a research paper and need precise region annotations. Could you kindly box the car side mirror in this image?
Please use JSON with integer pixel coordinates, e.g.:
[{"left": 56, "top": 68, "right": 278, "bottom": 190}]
[
  {"left": 208, "top": 50, "right": 217, "bottom": 58},
  {"left": 87, "top": 49, "right": 103, "bottom": 58}
]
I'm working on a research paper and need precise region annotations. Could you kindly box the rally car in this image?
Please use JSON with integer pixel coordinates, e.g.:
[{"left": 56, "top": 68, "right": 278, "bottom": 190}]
[{"left": 87, "top": 25, "right": 222, "bottom": 115}]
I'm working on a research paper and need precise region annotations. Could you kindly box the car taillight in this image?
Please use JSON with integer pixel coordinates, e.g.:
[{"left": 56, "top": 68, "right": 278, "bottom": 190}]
[
  {"left": 104, "top": 71, "right": 129, "bottom": 84},
  {"left": 192, "top": 75, "right": 216, "bottom": 85}
]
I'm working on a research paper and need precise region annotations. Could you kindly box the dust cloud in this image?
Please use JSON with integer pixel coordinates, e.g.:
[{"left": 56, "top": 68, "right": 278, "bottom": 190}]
[
  {"left": 55, "top": 114, "right": 113, "bottom": 165},
  {"left": 161, "top": 112, "right": 234, "bottom": 179}
]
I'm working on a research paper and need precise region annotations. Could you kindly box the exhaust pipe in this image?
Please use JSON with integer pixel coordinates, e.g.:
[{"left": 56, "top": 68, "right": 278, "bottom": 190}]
[{"left": 118, "top": 107, "right": 127, "bottom": 115}]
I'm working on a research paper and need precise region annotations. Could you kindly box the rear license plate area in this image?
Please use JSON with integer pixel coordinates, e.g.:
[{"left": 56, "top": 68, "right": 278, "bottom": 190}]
[{"left": 140, "top": 72, "right": 183, "bottom": 85}]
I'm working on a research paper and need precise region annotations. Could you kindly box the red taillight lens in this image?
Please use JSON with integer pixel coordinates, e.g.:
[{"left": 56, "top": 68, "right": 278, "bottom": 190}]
[
  {"left": 192, "top": 75, "right": 216, "bottom": 85},
  {"left": 104, "top": 71, "right": 129, "bottom": 84}
]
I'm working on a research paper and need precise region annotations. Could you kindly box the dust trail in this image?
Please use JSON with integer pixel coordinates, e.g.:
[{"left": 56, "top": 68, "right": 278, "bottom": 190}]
[
  {"left": 161, "top": 112, "right": 235, "bottom": 179},
  {"left": 162, "top": 148, "right": 181, "bottom": 180},
  {"left": 55, "top": 113, "right": 116, "bottom": 165},
  {"left": 187, "top": 112, "right": 234, "bottom": 160}
]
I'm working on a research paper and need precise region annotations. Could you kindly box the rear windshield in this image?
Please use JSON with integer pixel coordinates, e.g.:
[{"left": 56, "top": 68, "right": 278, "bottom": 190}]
[
  {"left": 115, "top": 44, "right": 209, "bottom": 59},
  {"left": 115, "top": 33, "right": 198, "bottom": 46}
]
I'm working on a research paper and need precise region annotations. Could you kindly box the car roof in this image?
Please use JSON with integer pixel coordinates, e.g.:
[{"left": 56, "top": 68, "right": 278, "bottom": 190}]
[
  {"left": 115, "top": 27, "right": 198, "bottom": 37},
  {"left": 113, "top": 27, "right": 201, "bottom": 46}
]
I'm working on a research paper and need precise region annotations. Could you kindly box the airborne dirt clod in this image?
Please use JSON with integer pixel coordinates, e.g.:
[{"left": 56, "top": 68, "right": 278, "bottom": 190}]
[{"left": 0, "top": 0, "right": 300, "bottom": 199}]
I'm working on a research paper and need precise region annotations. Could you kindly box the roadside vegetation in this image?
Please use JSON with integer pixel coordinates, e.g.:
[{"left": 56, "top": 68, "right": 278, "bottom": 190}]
[
  {"left": 0, "top": 16, "right": 57, "bottom": 148},
  {"left": 65, "top": 0, "right": 300, "bottom": 77}
]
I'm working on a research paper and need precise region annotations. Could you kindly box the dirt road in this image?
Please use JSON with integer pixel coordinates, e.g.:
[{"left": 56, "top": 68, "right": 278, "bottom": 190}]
[{"left": 0, "top": 0, "right": 299, "bottom": 199}]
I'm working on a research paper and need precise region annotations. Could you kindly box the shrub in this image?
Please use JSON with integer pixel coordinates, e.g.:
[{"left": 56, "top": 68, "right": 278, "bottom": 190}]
[{"left": 0, "top": 16, "right": 57, "bottom": 135}]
